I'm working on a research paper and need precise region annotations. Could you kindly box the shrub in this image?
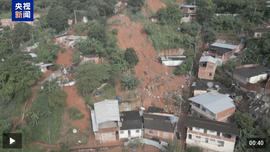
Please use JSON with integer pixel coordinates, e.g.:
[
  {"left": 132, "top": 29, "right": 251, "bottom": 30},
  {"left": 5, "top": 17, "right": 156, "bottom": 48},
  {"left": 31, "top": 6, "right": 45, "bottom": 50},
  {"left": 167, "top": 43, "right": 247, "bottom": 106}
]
[
  {"left": 112, "top": 29, "right": 118, "bottom": 35},
  {"left": 124, "top": 47, "right": 139, "bottom": 68},
  {"left": 122, "top": 74, "right": 140, "bottom": 90},
  {"left": 67, "top": 108, "right": 84, "bottom": 120}
]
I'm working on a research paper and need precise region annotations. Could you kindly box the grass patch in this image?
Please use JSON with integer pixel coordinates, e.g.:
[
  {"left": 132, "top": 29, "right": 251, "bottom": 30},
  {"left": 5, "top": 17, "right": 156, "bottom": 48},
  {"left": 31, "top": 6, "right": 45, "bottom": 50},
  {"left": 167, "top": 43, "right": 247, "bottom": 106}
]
[
  {"left": 24, "top": 145, "right": 48, "bottom": 152},
  {"left": 0, "top": 12, "right": 11, "bottom": 20},
  {"left": 127, "top": 91, "right": 137, "bottom": 99},
  {"left": 85, "top": 126, "right": 93, "bottom": 134},
  {"left": 141, "top": 77, "right": 145, "bottom": 81},
  {"left": 143, "top": 22, "right": 190, "bottom": 51},
  {"left": 67, "top": 108, "right": 85, "bottom": 120},
  {"left": 100, "top": 84, "right": 117, "bottom": 99},
  {"left": 126, "top": 10, "right": 147, "bottom": 23},
  {"left": 36, "top": 108, "right": 64, "bottom": 144}
]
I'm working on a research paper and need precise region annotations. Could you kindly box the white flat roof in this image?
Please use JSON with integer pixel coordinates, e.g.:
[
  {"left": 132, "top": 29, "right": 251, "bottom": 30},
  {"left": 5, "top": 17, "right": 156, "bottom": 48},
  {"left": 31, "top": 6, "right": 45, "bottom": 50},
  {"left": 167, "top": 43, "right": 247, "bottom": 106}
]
[
  {"left": 94, "top": 99, "right": 120, "bottom": 124},
  {"left": 91, "top": 110, "right": 99, "bottom": 132},
  {"left": 211, "top": 42, "right": 238, "bottom": 50}
]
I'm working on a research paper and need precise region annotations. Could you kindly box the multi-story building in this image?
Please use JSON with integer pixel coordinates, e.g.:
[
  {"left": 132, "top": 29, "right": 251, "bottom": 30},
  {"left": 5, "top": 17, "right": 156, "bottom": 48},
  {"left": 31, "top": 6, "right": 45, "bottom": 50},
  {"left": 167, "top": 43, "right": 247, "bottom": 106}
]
[
  {"left": 189, "top": 92, "right": 235, "bottom": 122},
  {"left": 198, "top": 56, "right": 218, "bottom": 80},
  {"left": 179, "top": 5, "right": 197, "bottom": 23},
  {"left": 184, "top": 116, "right": 239, "bottom": 152}
]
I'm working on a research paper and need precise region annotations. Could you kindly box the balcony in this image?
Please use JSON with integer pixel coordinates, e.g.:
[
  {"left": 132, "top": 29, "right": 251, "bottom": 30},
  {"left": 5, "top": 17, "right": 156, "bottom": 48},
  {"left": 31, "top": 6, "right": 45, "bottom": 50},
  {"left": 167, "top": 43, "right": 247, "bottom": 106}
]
[{"left": 190, "top": 103, "right": 215, "bottom": 120}]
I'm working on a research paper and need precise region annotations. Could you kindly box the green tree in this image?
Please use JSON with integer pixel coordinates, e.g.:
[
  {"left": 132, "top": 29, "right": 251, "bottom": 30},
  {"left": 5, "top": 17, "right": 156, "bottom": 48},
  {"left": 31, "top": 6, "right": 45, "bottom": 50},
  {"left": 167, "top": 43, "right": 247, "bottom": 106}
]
[
  {"left": 35, "top": 42, "right": 60, "bottom": 63},
  {"left": 124, "top": 47, "right": 139, "bottom": 68},
  {"left": 0, "top": 54, "right": 42, "bottom": 103},
  {"left": 75, "top": 38, "right": 104, "bottom": 56},
  {"left": 97, "top": 0, "right": 117, "bottom": 17},
  {"left": 156, "top": 4, "right": 182, "bottom": 25},
  {"left": 122, "top": 74, "right": 140, "bottom": 90},
  {"left": 0, "top": 37, "right": 13, "bottom": 58},
  {"left": 167, "top": 141, "right": 181, "bottom": 152},
  {"left": 233, "top": 111, "right": 255, "bottom": 133},
  {"left": 87, "top": 20, "right": 107, "bottom": 44},
  {"left": 46, "top": 6, "right": 69, "bottom": 33},
  {"left": 180, "top": 22, "right": 201, "bottom": 37},
  {"left": 186, "top": 146, "right": 201, "bottom": 152},
  {"left": 128, "top": 0, "right": 145, "bottom": 13},
  {"left": 196, "top": 0, "right": 216, "bottom": 23},
  {"left": 40, "top": 14, "right": 48, "bottom": 28},
  {"left": 74, "top": 62, "right": 111, "bottom": 96},
  {"left": 12, "top": 23, "right": 32, "bottom": 49},
  {"left": 202, "top": 23, "right": 217, "bottom": 44}
]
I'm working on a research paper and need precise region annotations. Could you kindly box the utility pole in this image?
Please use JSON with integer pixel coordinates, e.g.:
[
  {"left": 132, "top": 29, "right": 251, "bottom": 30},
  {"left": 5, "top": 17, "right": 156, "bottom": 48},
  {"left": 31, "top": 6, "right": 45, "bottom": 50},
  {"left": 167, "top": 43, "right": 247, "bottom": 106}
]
[{"left": 48, "top": 128, "right": 51, "bottom": 150}]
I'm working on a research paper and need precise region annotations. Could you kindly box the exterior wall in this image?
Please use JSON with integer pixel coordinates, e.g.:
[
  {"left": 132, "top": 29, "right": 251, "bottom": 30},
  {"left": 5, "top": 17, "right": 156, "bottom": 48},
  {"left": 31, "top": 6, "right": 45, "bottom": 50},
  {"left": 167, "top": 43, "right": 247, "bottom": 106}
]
[
  {"left": 254, "top": 32, "right": 262, "bottom": 38},
  {"left": 216, "top": 106, "right": 235, "bottom": 122},
  {"left": 186, "top": 129, "right": 236, "bottom": 152},
  {"left": 194, "top": 90, "right": 207, "bottom": 96},
  {"left": 162, "top": 60, "right": 184, "bottom": 66},
  {"left": 144, "top": 128, "right": 174, "bottom": 141},
  {"left": 119, "top": 129, "right": 142, "bottom": 139},
  {"left": 248, "top": 74, "right": 268, "bottom": 84},
  {"left": 81, "top": 56, "right": 99, "bottom": 64},
  {"left": 232, "top": 73, "right": 248, "bottom": 85},
  {"left": 190, "top": 103, "right": 216, "bottom": 120},
  {"left": 101, "top": 132, "right": 117, "bottom": 142},
  {"left": 204, "top": 50, "right": 235, "bottom": 65},
  {"left": 180, "top": 7, "right": 196, "bottom": 14},
  {"left": 150, "top": 18, "right": 158, "bottom": 22},
  {"left": 198, "top": 62, "right": 217, "bottom": 80}
]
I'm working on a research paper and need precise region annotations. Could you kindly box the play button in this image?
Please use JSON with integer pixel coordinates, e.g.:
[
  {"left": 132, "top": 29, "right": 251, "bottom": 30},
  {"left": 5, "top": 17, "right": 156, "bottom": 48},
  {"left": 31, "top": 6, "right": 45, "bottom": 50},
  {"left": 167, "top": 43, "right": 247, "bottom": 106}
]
[
  {"left": 10, "top": 137, "right": 15, "bottom": 145},
  {"left": 2, "top": 133, "right": 22, "bottom": 149}
]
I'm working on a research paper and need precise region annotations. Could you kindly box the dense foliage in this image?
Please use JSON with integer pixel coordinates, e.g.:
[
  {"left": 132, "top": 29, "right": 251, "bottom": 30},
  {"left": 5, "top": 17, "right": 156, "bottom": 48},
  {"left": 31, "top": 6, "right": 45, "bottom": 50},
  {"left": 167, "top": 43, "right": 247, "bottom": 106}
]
[
  {"left": 122, "top": 74, "right": 140, "bottom": 90},
  {"left": 12, "top": 23, "right": 32, "bottom": 49},
  {"left": 87, "top": 20, "right": 107, "bottom": 44},
  {"left": 156, "top": 4, "right": 182, "bottom": 25},
  {"left": 74, "top": 62, "right": 111, "bottom": 96},
  {"left": 46, "top": 6, "right": 69, "bottom": 33},
  {"left": 75, "top": 38, "right": 104, "bottom": 56},
  {"left": 124, "top": 48, "right": 139, "bottom": 68}
]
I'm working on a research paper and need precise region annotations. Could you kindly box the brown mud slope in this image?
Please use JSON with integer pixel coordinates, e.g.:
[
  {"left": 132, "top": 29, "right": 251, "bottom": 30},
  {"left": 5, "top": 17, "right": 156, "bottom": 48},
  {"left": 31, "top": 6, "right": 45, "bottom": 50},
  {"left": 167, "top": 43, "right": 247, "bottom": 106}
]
[
  {"left": 55, "top": 48, "right": 74, "bottom": 67},
  {"left": 146, "top": 0, "right": 166, "bottom": 13},
  {"left": 109, "top": 15, "right": 186, "bottom": 112}
]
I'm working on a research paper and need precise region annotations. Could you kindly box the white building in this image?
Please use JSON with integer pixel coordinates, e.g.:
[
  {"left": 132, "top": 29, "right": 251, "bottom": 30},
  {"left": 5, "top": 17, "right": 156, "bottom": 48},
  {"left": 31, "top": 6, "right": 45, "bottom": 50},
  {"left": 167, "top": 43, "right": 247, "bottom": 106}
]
[
  {"left": 254, "top": 28, "right": 270, "bottom": 38},
  {"left": 160, "top": 56, "right": 186, "bottom": 66},
  {"left": 119, "top": 111, "right": 143, "bottom": 140},
  {"left": 34, "top": 62, "right": 53, "bottom": 73},
  {"left": 184, "top": 116, "right": 239, "bottom": 152}
]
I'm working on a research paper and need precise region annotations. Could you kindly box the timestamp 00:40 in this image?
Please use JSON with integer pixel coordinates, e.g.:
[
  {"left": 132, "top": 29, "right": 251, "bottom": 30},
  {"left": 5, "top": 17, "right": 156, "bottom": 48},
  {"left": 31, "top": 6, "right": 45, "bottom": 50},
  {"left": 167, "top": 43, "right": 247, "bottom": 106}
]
[{"left": 247, "top": 138, "right": 266, "bottom": 149}]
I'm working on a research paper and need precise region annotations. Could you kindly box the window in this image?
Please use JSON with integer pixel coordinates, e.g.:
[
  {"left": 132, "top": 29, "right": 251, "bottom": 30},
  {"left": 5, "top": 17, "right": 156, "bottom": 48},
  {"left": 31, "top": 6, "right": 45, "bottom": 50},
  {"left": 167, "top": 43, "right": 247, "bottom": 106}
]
[
  {"left": 190, "top": 8, "right": 195, "bottom": 10},
  {"left": 136, "top": 130, "right": 140, "bottom": 133},
  {"left": 205, "top": 138, "right": 209, "bottom": 143},
  {"left": 217, "top": 132, "right": 220, "bottom": 136},
  {"left": 120, "top": 131, "right": 124, "bottom": 134},
  {"left": 196, "top": 136, "right": 201, "bottom": 139},
  {"left": 149, "top": 130, "right": 153, "bottom": 134},
  {"left": 218, "top": 141, "right": 225, "bottom": 147},
  {"left": 208, "top": 65, "right": 214, "bottom": 68},
  {"left": 163, "top": 132, "right": 169, "bottom": 137},
  {"left": 202, "top": 107, "right": 206, "bottom": 112},
  {"left": 209, "top": 130, "right": 215, "bottom": 133},
  {"left": 208, "top": 73, "right": 212, "bottom": 76},
  {"left": 189, "top": 134, "right": 192, "bottom": 139},
  {"left": 195, "top": 127, "right": 200, "bottom": 130},
  {"left": 204, "top": 129, "right": 207, "bottom": 133},
  {"left": 210, "top": 112, "right": 215, "bottom": 117},
  {"left": 210, "top": 139, "right": 215, "bottom": 142}
]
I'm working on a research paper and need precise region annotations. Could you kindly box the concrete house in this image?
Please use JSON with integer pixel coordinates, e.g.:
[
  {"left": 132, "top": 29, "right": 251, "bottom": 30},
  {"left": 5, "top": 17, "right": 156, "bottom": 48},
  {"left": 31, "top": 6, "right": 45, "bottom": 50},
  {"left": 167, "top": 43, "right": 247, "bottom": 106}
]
[
  {"left": 149, "top": 16, "right": 158, "bottom": 23},
  {"left": 34, "top": 62, "right": 53, "bottom": 73},
  {"left": 198, "top": 56, "right": 218, "bottom": 80},
  {"left": 160, "top": 56, "right": 186, "bottom": 67},
  {"left": 179, "top": 5, "right": 197, "bottom": 23},
  {"left": 115, "top": 0, "right": 128, "bottom": 13},
  {"left": 254, "top": 28, "right": 270, "bottom": 38},
  {"left": 79, "top": 53, "right": 100, "bottom": 65},
  {"left": 185, "top": 116, "right": 239, "bottom": 152},
  {"left": 232, "top": 64, "right": 270, "bottom": 85},
  {"left": 204, "top": 42, "right": 242, "bottom": 65},
  {"left": 192, "top": 79, "right": 235, "bottom": 97},
  {"left": 189, "top": 92, "right": 235, "bottom": 122},
  {"left": 119, "top": 111, "right": 143, "bottom": 140},
  {"left": 144, "top": 113, "right": 177, "bottom": 141},
  {"left": 91, "top": 99, "right": 120, "bottom": 143}
]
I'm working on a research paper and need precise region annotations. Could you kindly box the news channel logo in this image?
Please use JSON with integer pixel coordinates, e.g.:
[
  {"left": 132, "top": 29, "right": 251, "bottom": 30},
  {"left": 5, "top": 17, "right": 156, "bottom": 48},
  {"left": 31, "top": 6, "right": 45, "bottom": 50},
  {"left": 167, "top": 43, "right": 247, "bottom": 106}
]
[{"left": 12, "top": 0, "right": 34, "bottom": 21}]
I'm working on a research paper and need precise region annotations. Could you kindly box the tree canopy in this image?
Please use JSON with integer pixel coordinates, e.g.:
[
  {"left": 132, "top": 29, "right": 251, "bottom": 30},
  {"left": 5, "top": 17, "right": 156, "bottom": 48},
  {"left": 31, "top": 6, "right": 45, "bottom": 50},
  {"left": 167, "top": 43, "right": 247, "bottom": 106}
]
[
  {"left": 87, "top": 20, "right": 107, "bottom": 44},
  {"left": 46, "top": 6, "right": 69, "bottom": 33},
  {"left": 128, "top": 0, "right": 145, "bottom": 13},
  {"left": 156, "top": 4, "right": 182, "bottom": 25},
  {"left": 0, "top": 55, "right": 42, "bottom": 103},
  {"left": 74, "top": 62, "right": 111, "bottom": 96},
  {"left": 75, "top": 38, "right": 104, "bottom": 56},
  {"left": 12, "top": 23, "right": 32, "bottom": 49},
  {"left": 124, "top": 47, "right": 139, "bottom": 68}
]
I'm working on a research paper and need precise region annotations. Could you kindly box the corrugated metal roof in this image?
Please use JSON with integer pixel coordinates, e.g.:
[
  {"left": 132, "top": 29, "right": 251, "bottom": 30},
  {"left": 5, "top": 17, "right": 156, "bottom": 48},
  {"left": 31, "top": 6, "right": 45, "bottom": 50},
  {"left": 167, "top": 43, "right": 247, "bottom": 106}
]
[
  {"left": 94, "top": 99, "right": 120, "bottom": 124},
  {"left": 91, "top": 110, "right": 99, "bottom": 132},
  {"left": 65, "top": 36, "right": 87, "bottom": 41},
  {"left": 199, "top": 56, "right": 217, "bottom": 64},
  {"left": 189, "top": 92, "right": 235, "bottom": 114},
  {"left": 180, "top": 5, "right": 196, "bottom": 8},
  {"left": 211, "top": 42, "right": 238, "bottom": 50}
]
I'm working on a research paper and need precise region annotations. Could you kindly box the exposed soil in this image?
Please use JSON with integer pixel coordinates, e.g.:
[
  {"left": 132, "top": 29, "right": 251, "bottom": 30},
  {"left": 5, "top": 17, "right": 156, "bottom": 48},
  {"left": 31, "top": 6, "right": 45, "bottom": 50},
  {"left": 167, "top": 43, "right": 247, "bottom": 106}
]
[
  {"left": 55, "top": 48, "right": 75, "bottom": 67},
  {"left": 146, "top": 0, "right": 166, "bottom": 13},
  {"left": 109, "top": 15, "right": 187, "bottom": 113},
  {"left": 141, "top": 7, "right": 148, "bottom": 15}
]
